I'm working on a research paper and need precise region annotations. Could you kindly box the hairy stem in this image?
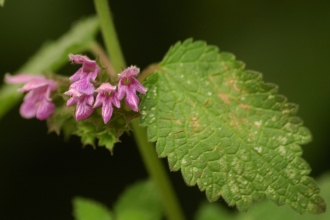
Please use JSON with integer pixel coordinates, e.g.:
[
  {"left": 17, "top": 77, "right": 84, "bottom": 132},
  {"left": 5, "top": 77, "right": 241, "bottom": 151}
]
[
  {"left": 137, "top": 63, "right": 161, "bottom": 83},
  {"left": 89, "top": 42, "right": 118, "bottom": 81},
  {"left": 93, "top": 0, "right": 186, "bottom": 219},
  {"left": 93, "top": 0, "right": 125, "bottom": 72},
  {"left": 131, "top": 120, "right": 186, "bottom": 220}
]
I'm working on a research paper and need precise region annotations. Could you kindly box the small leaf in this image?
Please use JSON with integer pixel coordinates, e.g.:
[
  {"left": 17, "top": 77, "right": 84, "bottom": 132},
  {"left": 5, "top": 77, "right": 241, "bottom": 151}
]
[
  {"left": 114, "top": 179, "right": 163, "bottom": 220},
  {"left": 76, "top": 121, "right": 97, "bottom": 147},
  {"left": 140, "top": 39, "right": 326, "bottom": 213},
  {"left": 18, "top": 16, "right": 99, "bottom": 74},
  {"left": 72, "top": 197, "right": 113, "bottom": 220},
  {"left": 47, "top": 104, "right": 76, "bottom": 139},
  {"left": 195, "top": 202, "right": 233, "bottom": 220},
  {"left": 0, "top": 16, "right": 99, "bottom": 119},
  {"left": 0, "top": 0, "right": 4, "bottom": 7},
  {"left": 96, "top": 129, "right": 117, "bottom": 153}
]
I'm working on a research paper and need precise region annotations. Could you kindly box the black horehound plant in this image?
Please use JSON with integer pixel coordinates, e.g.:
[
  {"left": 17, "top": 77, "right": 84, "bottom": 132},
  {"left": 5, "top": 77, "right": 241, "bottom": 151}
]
[{"left": 0, "top": 0, "right": 327, "bottom": 219}]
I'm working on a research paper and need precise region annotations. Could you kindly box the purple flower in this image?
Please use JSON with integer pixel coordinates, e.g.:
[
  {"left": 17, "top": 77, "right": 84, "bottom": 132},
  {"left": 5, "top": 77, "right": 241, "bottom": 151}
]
[
  {"left": 69, "top": 54, "right": 100, "bottom": 82},
  {"left": 65, "top": 92, "right": 94, "bottom": 121},
  {"left": 117, "top": 66, "right": 147, "bottom": 112},
  {"left": 68, "top": 54, "right": 100, "bottom": 96},
  {"left": 64, "top": 54, "right": 100, "bottom": 121},
  {"left": 93, "top": 83, "right": 120, "bottom": 124},
  {"left": 69, "top": 78, "right": 95, "bottom": 95},
  {"left": 5, "top": 74, "right": 57, "bottom": 120}
]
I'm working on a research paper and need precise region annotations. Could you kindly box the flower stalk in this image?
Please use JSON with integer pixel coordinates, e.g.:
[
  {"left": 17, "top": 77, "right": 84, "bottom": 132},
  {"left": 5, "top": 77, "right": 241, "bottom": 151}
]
[
  {"left": 89, "top": 42, "right": 118, "bottom": 81},
  {"left": 93, "top": 0, "right": 125, "bottom": 72},
  {"left": 93, "top": 0, "right": 186, "bottom": 219}
]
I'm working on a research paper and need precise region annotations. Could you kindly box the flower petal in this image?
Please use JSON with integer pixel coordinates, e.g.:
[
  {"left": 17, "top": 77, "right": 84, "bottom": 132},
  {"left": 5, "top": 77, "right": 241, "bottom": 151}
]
[
  {"left": 70, "top": 78, "right": 95, "bottom": 95},
  {"left": 125, "top": 91, "right": 139, "bottom": 112},
  {"left": 111, "top": 95, "right": 121, "bottom": 108},
  {"left": 93, "top": 93, "right": 104, "bottom": 108},
  {"left": 131, "top": 77, "right": 147, "bottom": 94},
  {"left": 69, "top": 68, "right": 83, "bottom": 82},
  {"left": 95, "top": 82, "right": 116, "bottom": 93},
  {"left": 69, "top": 54, "right": 93, "bottom": 64},
  {"left": 117, "top": 81, "right": 126, "bottom": 100},
  {"left": 75, "top": 98, "right": 94, "bottom": 121},
  {"left": 19, "top": 80, "right": 48, "bottom": 93},
  {"left": 86, "top": 94, "right": 94, "bottom": 106},
  {"left": 5, "top": 74, "right": 45, "bottom": 84},
  {"left": 67, "top": 96, "right": 79, "bottom": 106},
  {"left": 69, "top": 54, "right": 99, "bottom": 81},
  {"left": 64, "top": 88, "right": 83, "bottom": 97},
  {"left": 19, "top": 99, "right": 38, "bottom": 119},
  {"left": 101, "top": 97, "right": 114, "bottom": 124},
  {"left": 36, "top": 99, "right": 55, "bottom": 120},
  {"left": 89, "top": 66, "right": 100, "bottom": 81},
  {"left": 83, "top": 63, "right": 99, "bottom": 81},
  {"left": 119, "top": 66, "right": 140, "bottom": 78}
]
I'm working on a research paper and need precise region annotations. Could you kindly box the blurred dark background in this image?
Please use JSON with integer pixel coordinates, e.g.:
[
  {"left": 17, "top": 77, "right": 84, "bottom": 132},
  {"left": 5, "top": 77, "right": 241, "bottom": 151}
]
[{"left": 0, "top": 0, "right": 330, "bottom": 219}]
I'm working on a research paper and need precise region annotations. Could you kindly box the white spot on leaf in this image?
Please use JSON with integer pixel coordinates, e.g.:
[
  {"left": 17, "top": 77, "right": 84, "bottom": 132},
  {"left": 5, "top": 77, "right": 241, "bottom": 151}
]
[
  {"left": 254, "top": 120, "right": 262, "bottom": 127},
  {"left": 278, "top": 145, "right": 286, "bottom": 156},
  {"left": 254, "top": 146, "right": 262, "bottom": 153}
]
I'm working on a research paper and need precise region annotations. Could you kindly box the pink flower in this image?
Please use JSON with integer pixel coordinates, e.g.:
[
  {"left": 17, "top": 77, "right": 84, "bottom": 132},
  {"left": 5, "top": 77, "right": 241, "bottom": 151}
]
[
  {"left": 93, "top": 83, "right": 120, "bottom": 124},
  {"left": 65, "top": 93, "right": 94, "bottom": 121},
  {"left": 69, "top": 78, "right": 95, "bottom": 95},
  {"left": 68, "top": 54, "right": 100, "bottom": 96},
  {"left": 117, "top": 66, "right": 147, "bottom": 112},
  {"left": 69, "top": 54, "right": 100, "bottom": 82},
  {"left": 5, "top": 74, "right": 57, "bottom": 120},
  {"left": 64, "top": 54, "right": 100, "bottom": 121}
]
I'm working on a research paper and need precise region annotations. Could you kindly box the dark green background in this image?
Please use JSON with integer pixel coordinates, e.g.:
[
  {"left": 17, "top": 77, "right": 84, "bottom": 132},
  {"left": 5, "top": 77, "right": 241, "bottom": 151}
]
[{"left": 0, "top": 0, "right": 329, "bottom": 219}]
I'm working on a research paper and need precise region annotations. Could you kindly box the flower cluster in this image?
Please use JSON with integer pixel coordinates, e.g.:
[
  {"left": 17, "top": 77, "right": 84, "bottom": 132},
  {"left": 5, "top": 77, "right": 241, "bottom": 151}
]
[
  {"left": 4, "top": 54, "right": 146, "bottom": 124},
  {"left": 64, "top": 54, "right": 147, "bottom": 124},
  {"left": 5, "top": 74, "right": 57, "bottom": 120}
]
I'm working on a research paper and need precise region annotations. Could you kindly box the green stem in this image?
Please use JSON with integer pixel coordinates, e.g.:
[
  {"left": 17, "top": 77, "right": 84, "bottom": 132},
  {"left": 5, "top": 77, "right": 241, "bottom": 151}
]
[
  {"left": 93, "top": 1, "right": 186, "bottom": 219},
  {"left": 131, "top": 120, "right": 186, "bottom": 220},
  {"left": 93, "top": 0, "right": 125, "bottom": 72},
  {"left": 137, "top": 63, "right": 161, "bottom": 83},
  {"left": 89, "top": 41, "right": 118, "bottom": 81}
]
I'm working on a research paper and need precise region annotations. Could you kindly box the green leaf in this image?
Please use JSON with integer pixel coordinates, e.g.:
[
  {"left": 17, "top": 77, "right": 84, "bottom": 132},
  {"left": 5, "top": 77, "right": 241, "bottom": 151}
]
[
  {"left": 114, "top": 179, "right": 163, "bottom": 220},
  {"left": 0, "top": 0, "right": 4, "bottom": 7},
  {"left": 0, "top": 16, "right": 99, "bottom": 119},
  {"left": 47, "top": 105, "right": 77, "bottom": 140},
  {"left": 72, "top": 110, "right": 138, "bottom": 151},
  {"left": 96, "top": 129, "right": 117, "bottom": 153},
  {"left": 48, "top": 103, "right": 138, "bottom": 151},
  {"left": 76, "top": 121, "right": 97, "bottom": 147},
  {"left": 195, "top": 202, "right": 233, "bottom": 220},
  {"left": 72, "top": 180, "right": 163, "bottom": 220},
  {"left": 140, "top": 39, "right": 326, "bottom": 214},
  {"left": 195, "top": 173, "right": 330, "bottom": 220},
  {"left": 72, "top": 197, "right": 113, "bottom": 220},
  {"left": 234, "top": 173, "right": 330, "bottom": 220},
  {"left": 18, "top": 16, "right": 99, "bottom": 74}
]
